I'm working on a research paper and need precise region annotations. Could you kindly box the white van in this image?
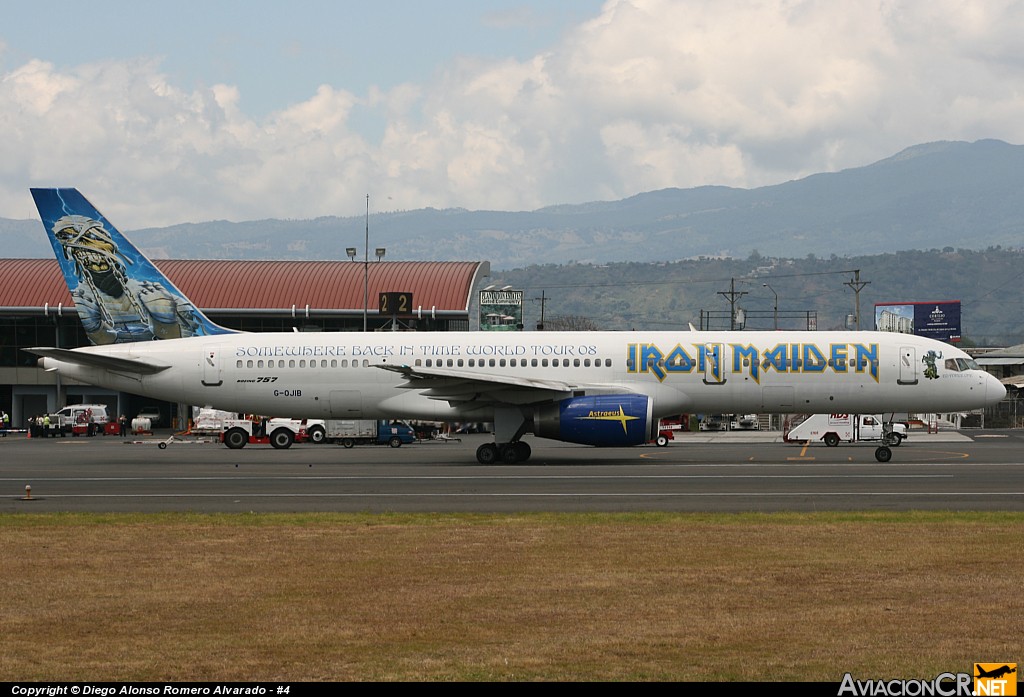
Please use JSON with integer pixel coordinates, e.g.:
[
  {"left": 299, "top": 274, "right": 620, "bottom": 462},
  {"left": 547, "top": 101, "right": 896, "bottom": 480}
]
[{"left": 51, "top": 404, "right": 109, "bottom": 436}]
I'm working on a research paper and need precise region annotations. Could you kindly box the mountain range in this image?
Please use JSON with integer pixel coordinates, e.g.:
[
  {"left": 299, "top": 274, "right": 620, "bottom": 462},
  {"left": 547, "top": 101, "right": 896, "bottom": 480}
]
[{"left": 3, "top": 139, "right": 1023, "bottom": 267}]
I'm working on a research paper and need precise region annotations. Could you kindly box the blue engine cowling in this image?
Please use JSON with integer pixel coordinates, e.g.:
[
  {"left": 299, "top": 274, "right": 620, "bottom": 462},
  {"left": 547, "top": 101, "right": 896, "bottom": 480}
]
[{"left": 533, "top": 394, "right": 656, "bottom": 447}]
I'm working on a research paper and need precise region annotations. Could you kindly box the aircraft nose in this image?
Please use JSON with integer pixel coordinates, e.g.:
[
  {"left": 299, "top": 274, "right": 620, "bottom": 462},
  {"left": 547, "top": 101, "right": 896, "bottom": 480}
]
[{"left": 986, "top": 373, "right": 1007, "bottom": 404}]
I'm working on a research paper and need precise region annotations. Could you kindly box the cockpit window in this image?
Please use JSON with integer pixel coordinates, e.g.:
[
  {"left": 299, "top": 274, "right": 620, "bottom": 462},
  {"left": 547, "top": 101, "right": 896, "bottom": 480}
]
[{"left": 946, "top": 357, "right": 981, "bottom": 372}]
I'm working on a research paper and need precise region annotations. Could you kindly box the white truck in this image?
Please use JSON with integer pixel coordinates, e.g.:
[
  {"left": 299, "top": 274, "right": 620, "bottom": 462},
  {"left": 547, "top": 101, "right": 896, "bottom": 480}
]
[
  {"left": 305, "top": 419, "right": 417, "bottom": 448},
  {"left": 785, "top": 414, "right": 908, "bottom": 447}
]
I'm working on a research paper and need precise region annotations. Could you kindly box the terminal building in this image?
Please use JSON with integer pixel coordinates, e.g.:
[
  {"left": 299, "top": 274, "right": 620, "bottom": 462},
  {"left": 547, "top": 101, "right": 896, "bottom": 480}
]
[{"left": 0, "top": 258, "right": 490, "bottom": 429}]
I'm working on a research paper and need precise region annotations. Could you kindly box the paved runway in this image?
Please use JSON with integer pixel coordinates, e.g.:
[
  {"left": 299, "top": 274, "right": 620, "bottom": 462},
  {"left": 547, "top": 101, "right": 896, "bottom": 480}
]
[{"left": 2, "top": 429, "right": 1023, "bottom": 513}]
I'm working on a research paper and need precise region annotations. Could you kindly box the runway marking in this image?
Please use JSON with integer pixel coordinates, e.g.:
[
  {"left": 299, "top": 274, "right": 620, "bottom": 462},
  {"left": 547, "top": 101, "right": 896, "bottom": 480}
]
[
  {"left": 11, "top": 491, "right": 1024, "bottom": 498},
  {"left": 0, "top": 473, "right": 960, "bottom": 481},
  {"left": 787, "top": 441, "right": 815, "bottom": 461}
]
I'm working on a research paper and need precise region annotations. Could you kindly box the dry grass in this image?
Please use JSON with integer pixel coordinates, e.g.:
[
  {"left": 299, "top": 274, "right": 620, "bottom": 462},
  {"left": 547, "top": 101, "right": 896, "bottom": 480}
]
[{"left": 0, "top": 511, "right": 1021, "bottom": 681}]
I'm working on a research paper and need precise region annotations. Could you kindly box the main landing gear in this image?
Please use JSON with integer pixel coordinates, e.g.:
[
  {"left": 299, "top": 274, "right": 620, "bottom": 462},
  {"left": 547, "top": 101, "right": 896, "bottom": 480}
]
[
  {"left": 476, "top": 405, "right": 533, "bottom": 464},
  {"left": 476, "top": 441, "right": 532, "bottom": 464},
  {"left": 874, "top": 446, "right": 892, "bottom": 463}
]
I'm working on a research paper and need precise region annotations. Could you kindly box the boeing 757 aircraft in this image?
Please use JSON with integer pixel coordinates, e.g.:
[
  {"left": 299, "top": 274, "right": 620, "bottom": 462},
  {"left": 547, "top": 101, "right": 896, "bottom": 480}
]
[{"left": 27, "top": 188, "right": 1005, "bottom": 463}]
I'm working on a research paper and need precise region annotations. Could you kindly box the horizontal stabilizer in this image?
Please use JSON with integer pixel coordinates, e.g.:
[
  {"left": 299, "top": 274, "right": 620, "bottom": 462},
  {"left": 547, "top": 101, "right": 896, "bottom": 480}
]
[{"left": 26, "top": 347, "right": 171, "bottom": 375}]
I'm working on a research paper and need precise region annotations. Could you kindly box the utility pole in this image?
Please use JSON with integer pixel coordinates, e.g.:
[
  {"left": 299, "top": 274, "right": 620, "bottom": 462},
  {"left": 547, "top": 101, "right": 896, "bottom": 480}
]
[
  {"left": 534, "top": 290, "right": 547, "bottom": 330},
  {"left": 718, "top": 278, "right": 747, "bottom": 330},
  {"left": 844, "top": 270, "right": 870, "bottom": 330}
]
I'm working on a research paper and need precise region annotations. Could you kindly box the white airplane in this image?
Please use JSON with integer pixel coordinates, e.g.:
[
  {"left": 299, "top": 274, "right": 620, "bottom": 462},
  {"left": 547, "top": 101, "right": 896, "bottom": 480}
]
[{"left": 27, "top": 188, "right": 1006, "bottom": 463}]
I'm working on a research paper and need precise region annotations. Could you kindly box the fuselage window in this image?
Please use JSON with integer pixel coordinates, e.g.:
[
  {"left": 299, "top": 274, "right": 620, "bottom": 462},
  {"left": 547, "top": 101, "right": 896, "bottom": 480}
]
[
  {"left": 499, "top": 359, "right": 506, "bottom": 367},
  {"left": 542, "top": 358, "right": 549, "bottom": 367},
  {"left": 362, "top": 359, "right": 369, "bottom": 367},
  {"left": 584, "top": 358, "right": 591, "bottom": 367},
  {"left": 489, "top": 358, "right": 496, "bottom": 367},
  {"left": 605, "top": 358, "right": 612, "bottom": 367},
  {"left": 246, "top": 360, "right": 254, "bottom": 368},
  {"left": 447, "top": 358, "right": 454, "bottom": 367},
  {"left": 531, "top": 358, "right": 538, "bottom": 367},
  {"left": 331, "top": 359, "right": 337, "bottom": 368},
  {"left": 574, "top": 358, "right": 581, "bottom": 367},
  {"left": 236, "top": 360, "right": 243, "bottom": 368},
  {"left": 458, "top": 359, "right": 464, "bottom": 367},
  {"left": 289, "top": 360, "right": 296, "bottom": 368}
]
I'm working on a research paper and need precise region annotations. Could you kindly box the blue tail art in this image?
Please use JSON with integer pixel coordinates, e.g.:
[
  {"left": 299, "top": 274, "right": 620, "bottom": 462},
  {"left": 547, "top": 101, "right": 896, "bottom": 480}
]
[{"left": 31, "top": 188, "right": 235, "bottom": 345}]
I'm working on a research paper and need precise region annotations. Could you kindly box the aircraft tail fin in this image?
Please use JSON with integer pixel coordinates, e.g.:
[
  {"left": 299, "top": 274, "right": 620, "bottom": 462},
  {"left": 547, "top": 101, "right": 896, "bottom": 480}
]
[{"left": 30, "top": 188, "right": 236, "bottom": 345}]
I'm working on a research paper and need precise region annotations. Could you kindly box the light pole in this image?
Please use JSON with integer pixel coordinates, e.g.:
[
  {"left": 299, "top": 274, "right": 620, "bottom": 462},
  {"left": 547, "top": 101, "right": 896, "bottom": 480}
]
[
  {"left": 763, "top": 283, "right": 778, "bottom": 330},
  {"left": 347, "top": 195, "right": 385, "bottom": 332},
  {"left": 363, "top": 195, "right": 369, "bottom": 332}
]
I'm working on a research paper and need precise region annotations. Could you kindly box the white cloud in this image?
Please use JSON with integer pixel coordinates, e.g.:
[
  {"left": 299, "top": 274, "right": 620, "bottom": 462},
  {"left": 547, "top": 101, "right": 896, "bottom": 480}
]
[{"left": 2, "top": 0, "right": 1024, "bottom": 225}]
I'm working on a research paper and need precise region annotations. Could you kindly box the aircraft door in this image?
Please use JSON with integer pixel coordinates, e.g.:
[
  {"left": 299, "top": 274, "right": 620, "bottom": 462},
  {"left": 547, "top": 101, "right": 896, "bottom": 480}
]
[
  {"left": 330, "top": 390, "right": 363, "bottom": 418},
  {"left": 898, "top": 346, "right": 918, "bottom": 385},
  {"left": 201, "top": 346, "right": 224, "bottom": 387},
  {"left": 702, "top": 343, "right": 726, "bottom": 385}
]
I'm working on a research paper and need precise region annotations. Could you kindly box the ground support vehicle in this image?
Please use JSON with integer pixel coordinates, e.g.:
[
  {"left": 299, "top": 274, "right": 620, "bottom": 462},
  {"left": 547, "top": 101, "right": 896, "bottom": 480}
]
[
  {"left": 784, "top": 413, "right": 908, "bottom": 462},
  {"left": 220, "top": 418, "right": 309, "bottom": 449},
  {"left": 306, "top": 419, "right": 417, "bottom": 448},
  {"left": 653, "top": 429, "right": 674, "bottom": 447},
  {"left": 731, "top": 414, "right": 760, "bottom": 430},
  {"left": 45, "top": 404, "right": 110, "bottom": 437}
]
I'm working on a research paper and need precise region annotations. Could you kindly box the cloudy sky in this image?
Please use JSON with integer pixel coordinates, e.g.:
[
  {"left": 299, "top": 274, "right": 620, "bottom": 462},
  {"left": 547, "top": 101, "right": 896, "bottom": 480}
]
[{"left": 2, "top": 0, "right": 1023, "bottom": 228}]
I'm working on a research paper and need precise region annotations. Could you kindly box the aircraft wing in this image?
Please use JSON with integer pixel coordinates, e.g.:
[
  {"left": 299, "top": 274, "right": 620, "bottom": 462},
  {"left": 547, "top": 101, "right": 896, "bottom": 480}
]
[
  {"left": 374, "top": 363, "right": 635, "bottom": 407},
  {"left": 26, "top": 347, "right": 171, "bottom": 375}
]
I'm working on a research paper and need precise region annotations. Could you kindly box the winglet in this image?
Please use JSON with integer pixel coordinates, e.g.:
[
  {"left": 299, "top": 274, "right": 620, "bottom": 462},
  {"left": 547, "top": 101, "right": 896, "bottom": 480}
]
[{"left": 30, "top": 188, "right": 236, "bottom": 345}]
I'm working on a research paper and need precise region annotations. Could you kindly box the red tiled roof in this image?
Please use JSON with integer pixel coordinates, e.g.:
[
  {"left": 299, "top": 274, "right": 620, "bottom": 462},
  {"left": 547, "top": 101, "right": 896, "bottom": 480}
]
[{"left": 0, "top": 258, "right": 486, "bottom": 314}]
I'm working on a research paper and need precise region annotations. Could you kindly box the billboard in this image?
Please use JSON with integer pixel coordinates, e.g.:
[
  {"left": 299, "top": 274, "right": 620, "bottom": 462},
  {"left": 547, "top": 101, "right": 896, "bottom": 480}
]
[
  {"left": 479, "top": 289, "right": 523, "bottom": 331},
  {"left": 874, "top": 301, "right": 961, "bottom": 343}
]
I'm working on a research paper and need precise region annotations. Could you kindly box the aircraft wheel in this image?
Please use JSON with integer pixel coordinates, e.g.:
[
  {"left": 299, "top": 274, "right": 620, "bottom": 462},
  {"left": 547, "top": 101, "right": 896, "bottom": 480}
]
[
  {"left": 476, "top": 443, "right": 499, "bottom": 465},
  {"left": 887, "top": 433, "right": 903, "bottom": 447},
  {"left": 342, "top": 438, "right": 355, "bottom": 449},
  {"left": 307, "top": 425, "right": 326, "bottom": 444},
  {"left": 875, "top": 446, "right": 892, "bottom": 463},
  {"left": 824, "top": 433, "right": 840, "bottom": 447},
  {"left": 158, "top": 442, "right": 167, "bottom": 450},
  {"left": 656, "top": 435, "right": 669, "bottom": 447},
  {"left": 514, "top": 441, "right": 532, "bottom": 462},
  {"left": 500, "top": 445, "right": 520, "bottom": 464},
  {"left": 224, "top": 428, "right": 248, "bottom": 450},
  {"left": 270, "top": 428, "right": 294, "bottom": 449}
]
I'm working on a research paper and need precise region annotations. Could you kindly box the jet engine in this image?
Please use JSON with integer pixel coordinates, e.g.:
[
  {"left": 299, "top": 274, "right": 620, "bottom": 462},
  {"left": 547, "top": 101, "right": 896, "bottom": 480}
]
[{"left": 533, "top": 394, "right": 656, "bottom": 447}]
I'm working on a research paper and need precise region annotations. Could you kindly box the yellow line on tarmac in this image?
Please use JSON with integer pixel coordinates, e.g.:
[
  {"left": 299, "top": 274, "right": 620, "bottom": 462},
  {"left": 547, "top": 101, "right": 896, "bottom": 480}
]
[{"left": 787, "top": 440, "right": 815, "bottom": 461}]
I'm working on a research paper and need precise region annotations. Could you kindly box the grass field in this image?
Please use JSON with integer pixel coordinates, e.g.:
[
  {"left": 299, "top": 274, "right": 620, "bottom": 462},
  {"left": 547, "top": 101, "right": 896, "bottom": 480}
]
[{"left": 1, "top": 511, "right": 1021, "bottom": 681}]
